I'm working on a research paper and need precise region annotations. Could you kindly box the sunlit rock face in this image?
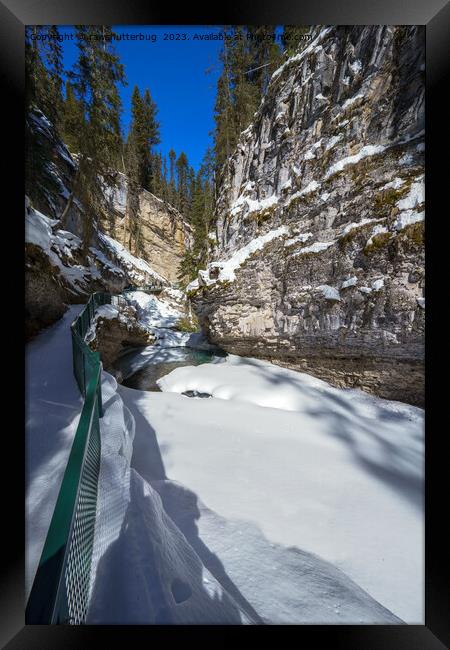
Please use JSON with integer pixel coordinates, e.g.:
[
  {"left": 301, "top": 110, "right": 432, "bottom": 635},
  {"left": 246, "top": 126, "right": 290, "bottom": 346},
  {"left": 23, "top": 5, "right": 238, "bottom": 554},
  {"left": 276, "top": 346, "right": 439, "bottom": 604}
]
[
  {"left": 27, "top": 107, "right": 192, "bottom": 286},
  {"left": 191, "top": 26, "right": 425, "bottom": 405},
  {"left": 25, "top": 109, "right": 192, "bottom": 338},
  {"left": 99, "top": 174, "right": 193, "bottom": 284}
]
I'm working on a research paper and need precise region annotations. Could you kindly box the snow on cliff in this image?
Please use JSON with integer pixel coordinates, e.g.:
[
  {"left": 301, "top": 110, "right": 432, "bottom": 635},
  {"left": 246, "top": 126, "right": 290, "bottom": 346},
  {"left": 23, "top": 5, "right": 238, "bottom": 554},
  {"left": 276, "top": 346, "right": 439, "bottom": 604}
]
[
  {"left": 99, "top": 233, "right": 166, "bottom": 285},
  {"left": 25, "top": 197, "right": 165, "bottom": 294}
]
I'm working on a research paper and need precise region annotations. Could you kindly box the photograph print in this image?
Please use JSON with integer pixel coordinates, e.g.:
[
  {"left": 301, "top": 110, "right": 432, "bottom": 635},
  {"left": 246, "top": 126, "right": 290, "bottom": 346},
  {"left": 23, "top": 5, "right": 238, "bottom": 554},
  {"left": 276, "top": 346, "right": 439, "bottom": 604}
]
[{"left": 25, "top": 24, "right": 425, "bottom": 625}]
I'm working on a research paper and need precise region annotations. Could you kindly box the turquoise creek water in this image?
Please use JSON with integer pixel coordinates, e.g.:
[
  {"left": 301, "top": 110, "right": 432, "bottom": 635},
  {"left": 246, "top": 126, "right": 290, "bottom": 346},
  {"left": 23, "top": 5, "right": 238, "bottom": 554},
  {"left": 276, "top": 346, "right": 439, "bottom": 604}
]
[{"left": 115, "top": 346, "right": 226, "bottom": 392}]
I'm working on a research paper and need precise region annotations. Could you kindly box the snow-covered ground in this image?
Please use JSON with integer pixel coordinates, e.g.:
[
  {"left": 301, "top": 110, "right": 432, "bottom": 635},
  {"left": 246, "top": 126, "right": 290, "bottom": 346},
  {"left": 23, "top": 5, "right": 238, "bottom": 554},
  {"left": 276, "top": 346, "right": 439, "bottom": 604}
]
[
  {"left": 25, "top": 198, "right": 169, "bottom": 293},
  {"left": 150, "top": 357, "right": 423, "bottom": 623},
  {"left": 26, "top": 292, "right": 424, "bottom": 624},
  {"left": 25, "top": 203, "right": 106, "bottom": 291},
  {"left": 26, "top": 306, "right": 249, "bottom": 624}
]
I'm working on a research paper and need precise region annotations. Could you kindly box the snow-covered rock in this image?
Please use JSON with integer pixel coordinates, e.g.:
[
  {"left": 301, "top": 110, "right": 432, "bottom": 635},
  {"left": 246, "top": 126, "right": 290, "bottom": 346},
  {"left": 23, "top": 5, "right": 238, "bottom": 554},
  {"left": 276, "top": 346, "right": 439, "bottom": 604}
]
[{"left": 85, "top": 301, "right": 156, "bottom": 369}]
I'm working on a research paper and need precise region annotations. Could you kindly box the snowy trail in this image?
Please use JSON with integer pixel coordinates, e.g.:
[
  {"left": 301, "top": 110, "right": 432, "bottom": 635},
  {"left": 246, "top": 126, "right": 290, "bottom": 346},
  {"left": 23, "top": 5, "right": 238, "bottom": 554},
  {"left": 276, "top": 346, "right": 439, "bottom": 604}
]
[{"left": 25, "top": 305, "right": 83, "bottom": 598}]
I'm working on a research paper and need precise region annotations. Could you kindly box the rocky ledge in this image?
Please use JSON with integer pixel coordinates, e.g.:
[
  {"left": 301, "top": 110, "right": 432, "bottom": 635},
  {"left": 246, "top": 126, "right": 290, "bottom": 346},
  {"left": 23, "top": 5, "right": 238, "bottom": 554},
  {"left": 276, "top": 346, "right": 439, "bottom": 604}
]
[{"left": 85, "top": 303, "right": 155, "bottom": 373}]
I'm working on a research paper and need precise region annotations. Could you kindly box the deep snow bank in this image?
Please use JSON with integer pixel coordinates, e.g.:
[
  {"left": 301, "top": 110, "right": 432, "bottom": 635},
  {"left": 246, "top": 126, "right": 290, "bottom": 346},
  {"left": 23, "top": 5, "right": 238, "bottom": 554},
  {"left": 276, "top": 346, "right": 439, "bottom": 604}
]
[
  {"left": 25, "top": 304, "right": 250, "bottom": 623},
  {"left": 152, "top": 356, "right": 424, "bottom": 622},
  {"left": 87, "top": 371, "right": 251, "bottom": 624}
]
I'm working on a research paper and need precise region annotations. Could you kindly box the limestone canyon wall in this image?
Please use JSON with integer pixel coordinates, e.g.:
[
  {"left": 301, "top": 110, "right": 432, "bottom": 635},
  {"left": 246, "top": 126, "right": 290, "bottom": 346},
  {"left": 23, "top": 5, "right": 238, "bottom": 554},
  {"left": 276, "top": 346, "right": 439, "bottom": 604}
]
[{"left": 190, "top": 26, "right": 425, "bottom": 405}]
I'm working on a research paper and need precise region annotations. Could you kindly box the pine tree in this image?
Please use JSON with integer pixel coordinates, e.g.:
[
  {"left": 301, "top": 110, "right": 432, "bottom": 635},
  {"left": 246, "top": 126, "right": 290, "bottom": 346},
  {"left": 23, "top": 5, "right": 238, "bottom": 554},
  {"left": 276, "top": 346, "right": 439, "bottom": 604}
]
[
  {"left": 123, "top": 85, "right": 162, "bottom": 252},
  {"left": 212, "top": 26, "right": 282, "bottom": 190},
  {"left": 282, "top": 26, "right": 310, "bottom": 56},
  {"left": 168, "top": 148, "right": 177, "bottom": 206},
  {"left": 123, "top": 126, "right": 140, "bottom": 252},
  {"left": 62, "top": 80, "right": 84, "bottom": 152},
  {"left": 151, "top": 152, "right": 164, "bottom": 198},
  {"left": 176, "top": 152, "right": 189, "bottom": 214},
  {"left": 162, "top": 155, "right": 168, "bottom": 201},
  {"left": 61, "top": 25, "right": 126, "bottom": 253},
  {"left": 25, "top": 26, "right": 61, "bottom": 208},
  {"left": 25, "top": 26, "right": 64, "bottom": 131},
  {"left": 187, "top": 165, "right": 196, "bottom": 220},
  {"left": 230, "top": 27, "right": 260, "bottom": 136},
  {"left": 177, "top": 249, "right": 199, "bottom": 286},
  {"left": 177, "top": 149, "right": 216, "bottom": 287},
  {"left": 213, "top": 29, "right": 236, "bottom": 187},
  {"left": 142, "top": 88, "right": 160, "bottom": 190},
  {"left": 200, "top": 147, "right": 216, "bottom": 233},
  {"left": 124, "top": 87, "right": 145, "bottom": 252},
  {"left": 247, "top": 26, "right": 282, "bottom": 94},
  {"left": 128, "top": 86, "right": 147, "bottom": 187},
  {"left": 44, "top": 26, "right": 64, "bottom": 132}
]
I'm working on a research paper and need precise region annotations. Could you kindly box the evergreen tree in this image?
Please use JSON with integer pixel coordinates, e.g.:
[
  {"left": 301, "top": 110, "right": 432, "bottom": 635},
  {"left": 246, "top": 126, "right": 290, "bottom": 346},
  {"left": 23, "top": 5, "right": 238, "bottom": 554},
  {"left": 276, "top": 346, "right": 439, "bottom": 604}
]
[
  {"left": 213, "top": 29, "right": 236, "bottom": 187},
  {"left": 123, "top": 126, "right": 141, "bottom": 253},
  {"left": 176, "top": 152, "right": 189, "bottom": 214},
  {"left": 142, "top": 88, "right": 161, "bottom": 190},
  {"left": 177, "top": 249, "right": 199, "bottom": 286},
  {"left": 200, "top": 147, "right": 216, "bottom": 232},
  {"left": 62, "top": 80, "right": 84, "bottom": 152},
  {"left": 128, "top": 86, "right": 148, "bottom": 187},
  {"left": 162, "top": 155, "right": 168, "bottom": 201},
  {"left": 212, "top": 26, "right": 283, "bottom": 190},
  {"left": 168, "top": 148, "right": 177, "bottom": 205},
  {"left": 25, "top": 26, "right": 61, "bottom": 208},
  {"left": 177, "top": 149, "right": 216, "bottom": 287},
  {"left": 124, "top": 87, "right": 145, "bottom": 252},
  {"left": 25, "top": 26, "right": 64, "bottom": 131},
  {"left": 123, "top": 85, "right": 161, "bottom": 252},
  {"left": 230, "top": 27, "right": 260, "bottom": 136},
  {"left": 187, "top": 165, "right": 196, "bottom": 220},
  {"left": 282, "top": 26, "right": 310, "bottom": 56},
  {"left": 126, "top": 86, "right": 161, "bottom": 190},
  {"left": 247, "top": 25, "right": 282, "bottom": 94},
  {"left": 44, "top": 26, "right": 64, "bottom": 132},
  {"left": 151, "top": 152, "right": 164, "bottom": 198},
  {"left": 25, "top": 26, "right": 42, "bottom": 111},
  {"left": 61, "top": 25, "right": 126, "bottom": 253}
]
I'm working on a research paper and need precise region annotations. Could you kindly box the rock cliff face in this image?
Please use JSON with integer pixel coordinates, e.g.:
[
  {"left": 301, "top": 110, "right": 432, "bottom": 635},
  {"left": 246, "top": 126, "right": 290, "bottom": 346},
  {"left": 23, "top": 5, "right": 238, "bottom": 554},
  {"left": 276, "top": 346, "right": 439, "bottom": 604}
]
[
  {"left": 190, "top": 26, "right": 425, "bottom": 405},
  {"left": 25, "top": 110, "right": 191, "bottom": 339},
  {"left": 99, "top": 174, "right": 192, "bottom": 283},
  {"left": 28, "top": 109, "right": 192, "bottom": 285}
]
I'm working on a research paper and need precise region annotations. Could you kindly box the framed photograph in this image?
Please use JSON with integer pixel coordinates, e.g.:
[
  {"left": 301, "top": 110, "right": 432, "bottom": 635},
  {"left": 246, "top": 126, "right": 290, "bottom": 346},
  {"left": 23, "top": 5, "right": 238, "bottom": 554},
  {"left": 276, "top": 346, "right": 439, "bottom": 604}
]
[{"left": 2, "top": 0, "right": 448, "bottom": 646}]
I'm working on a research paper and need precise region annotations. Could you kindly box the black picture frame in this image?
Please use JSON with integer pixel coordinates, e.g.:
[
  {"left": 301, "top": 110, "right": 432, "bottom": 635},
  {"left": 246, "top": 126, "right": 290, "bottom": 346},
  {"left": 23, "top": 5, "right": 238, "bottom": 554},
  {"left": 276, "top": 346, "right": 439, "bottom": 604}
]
[{"left": 4, "top": 0, "right": 449, "bottom": 646}]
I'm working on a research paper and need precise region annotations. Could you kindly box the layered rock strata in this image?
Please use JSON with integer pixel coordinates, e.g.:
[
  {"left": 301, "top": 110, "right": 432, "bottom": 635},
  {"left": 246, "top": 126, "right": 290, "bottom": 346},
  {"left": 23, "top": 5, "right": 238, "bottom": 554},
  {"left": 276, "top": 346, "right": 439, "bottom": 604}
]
[{"left": 189, "top": 26, "right": 425, "bottom": 405}]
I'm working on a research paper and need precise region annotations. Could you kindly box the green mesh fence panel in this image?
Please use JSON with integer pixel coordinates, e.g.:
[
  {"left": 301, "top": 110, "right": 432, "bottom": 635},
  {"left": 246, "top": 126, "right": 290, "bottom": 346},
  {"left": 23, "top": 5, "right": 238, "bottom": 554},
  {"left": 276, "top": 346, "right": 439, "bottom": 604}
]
[{"left": 26, "top": 292, "right": 116, "bottom": 624}]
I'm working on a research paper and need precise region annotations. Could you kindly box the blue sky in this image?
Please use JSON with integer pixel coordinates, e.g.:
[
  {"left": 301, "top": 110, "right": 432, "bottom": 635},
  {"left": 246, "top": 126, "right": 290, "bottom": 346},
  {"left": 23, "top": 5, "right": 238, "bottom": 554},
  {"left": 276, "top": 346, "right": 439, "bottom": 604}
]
[{"left": 58, "top": 26, "right": 228, "bottom": 171}]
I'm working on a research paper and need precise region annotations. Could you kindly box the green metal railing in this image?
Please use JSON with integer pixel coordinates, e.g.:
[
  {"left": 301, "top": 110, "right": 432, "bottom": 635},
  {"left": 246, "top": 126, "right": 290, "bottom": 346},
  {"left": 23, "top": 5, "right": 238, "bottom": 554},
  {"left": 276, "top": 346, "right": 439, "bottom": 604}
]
[
  {"left": 26, "top": 292, "right": 115, "bottom": 624},
  {"left": 123, "top": 283, "right": 164, "bottom": 294}
]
